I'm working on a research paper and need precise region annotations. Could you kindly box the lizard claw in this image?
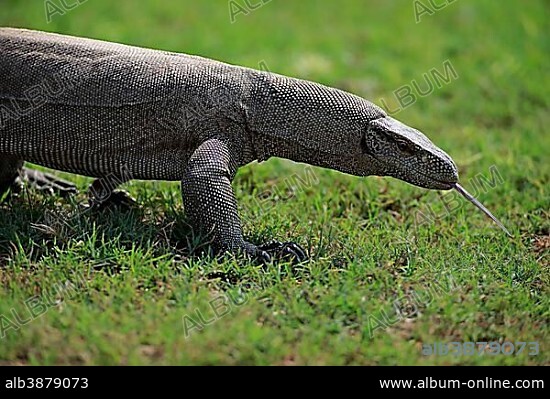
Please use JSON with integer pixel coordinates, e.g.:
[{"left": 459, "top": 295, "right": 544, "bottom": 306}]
[
  {"left": 255, "top": 249, "right": 272, "bottom": 264},
  {"left": 256, "top": 241, "right": 308, "bottom": 264}
]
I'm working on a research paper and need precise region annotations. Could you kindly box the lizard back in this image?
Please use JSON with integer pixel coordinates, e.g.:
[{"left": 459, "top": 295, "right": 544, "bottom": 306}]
[{"left": 0, "top": 28, "right": 252, "bottom": 180}]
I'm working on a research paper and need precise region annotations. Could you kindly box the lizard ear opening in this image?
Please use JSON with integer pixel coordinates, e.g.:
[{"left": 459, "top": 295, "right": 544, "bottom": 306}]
[
  {"left": 361, "top": 130, "right": 385, "bottom": 157},
  {"left": 362, "top": 118, "right": 393, "bottom": 157}
]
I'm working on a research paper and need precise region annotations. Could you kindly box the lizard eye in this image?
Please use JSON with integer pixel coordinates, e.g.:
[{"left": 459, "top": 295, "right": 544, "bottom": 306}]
[{"left": 395, "top": 139, "right": 415, "bottom": 156}]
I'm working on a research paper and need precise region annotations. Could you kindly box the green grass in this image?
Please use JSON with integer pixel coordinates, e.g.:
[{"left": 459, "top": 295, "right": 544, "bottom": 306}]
[{"left": 0, "top": 0, "right": 548, "bottom": 365}]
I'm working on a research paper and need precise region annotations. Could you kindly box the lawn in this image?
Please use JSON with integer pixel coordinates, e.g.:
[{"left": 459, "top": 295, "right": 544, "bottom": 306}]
[{"left": 0, "top": 0, "right": 548, "bottom": 365}]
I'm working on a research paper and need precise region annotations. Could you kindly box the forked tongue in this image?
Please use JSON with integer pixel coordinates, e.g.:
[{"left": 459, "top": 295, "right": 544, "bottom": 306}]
[{"left": 453, "top": 183, "right": 512, "bottom": 237}]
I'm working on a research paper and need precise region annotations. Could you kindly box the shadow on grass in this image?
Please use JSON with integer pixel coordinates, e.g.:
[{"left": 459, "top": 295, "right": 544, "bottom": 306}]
[
  {"left": 0, "top": 191, "right": 214, "bottom": 268},
  {"left": 0, "top": 190, "right": 318, "bottom": 287}
]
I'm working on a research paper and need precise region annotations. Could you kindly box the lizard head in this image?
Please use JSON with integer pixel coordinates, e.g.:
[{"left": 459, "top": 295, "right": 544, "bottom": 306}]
[{"left": 360, "top": 116, "right": 459, "bottom": 190}]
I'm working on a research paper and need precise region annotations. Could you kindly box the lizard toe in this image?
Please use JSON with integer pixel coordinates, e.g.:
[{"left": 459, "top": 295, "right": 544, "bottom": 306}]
[
  {"left": 256, "top": 250, "right": 272, "bottom": 265},
  {"left": 284, "top": 242, "right": 308, "bottom": 263},
  {"left": 257, "top": 241, "right": 308, "bottom": 264},
  {"left": 241, "top": 241, "right": 272, "bottom": 264}
]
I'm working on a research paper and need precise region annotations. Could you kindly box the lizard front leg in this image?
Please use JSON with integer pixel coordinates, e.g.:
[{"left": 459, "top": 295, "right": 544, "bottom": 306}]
[{"left": 181, "top": 139, "right": 306, "bottom": 263}]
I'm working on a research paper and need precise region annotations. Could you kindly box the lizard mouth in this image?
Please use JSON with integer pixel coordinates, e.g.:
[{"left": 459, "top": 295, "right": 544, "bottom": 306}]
[
  {"left": 411, "top": 170, "right": 456, "bottom": 190},
  {"left": 432, "top": 179, "right": 455, "bottom": 190}
]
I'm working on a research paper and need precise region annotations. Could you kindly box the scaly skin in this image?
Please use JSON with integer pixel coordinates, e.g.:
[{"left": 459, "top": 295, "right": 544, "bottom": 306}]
[{"left": 0, "top": 28, "right": 458, "bottom": 262}]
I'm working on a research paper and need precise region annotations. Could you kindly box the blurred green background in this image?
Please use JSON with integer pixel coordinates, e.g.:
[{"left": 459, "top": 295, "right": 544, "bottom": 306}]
[{"left": 0, "top": 0, "right": 548, "bottom": 365}]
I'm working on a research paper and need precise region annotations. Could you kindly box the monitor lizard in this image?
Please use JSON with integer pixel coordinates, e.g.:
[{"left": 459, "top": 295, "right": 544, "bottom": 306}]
[{"left": 0, "top": 28, "right": 510, "bottom": 263}]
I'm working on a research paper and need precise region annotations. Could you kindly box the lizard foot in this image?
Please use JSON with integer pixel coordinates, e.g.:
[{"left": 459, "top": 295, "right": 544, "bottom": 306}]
[
  {"left": 252, "top": 241, "right": 308, "bottom": 264},
  {"left": 89, "top": 190, "right": 136, "bottom": 210},
  {"left": 0, "top": 177, "right": 23, "bottom": 200},
  {"left": 23, "top": 167, "right": 78, "bottom": 197}
]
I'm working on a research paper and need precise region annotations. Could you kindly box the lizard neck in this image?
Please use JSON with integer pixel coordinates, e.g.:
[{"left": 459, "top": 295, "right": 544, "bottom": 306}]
[
  {"left": 244, "top": 69, "right": 387, "bottom": 176},
  {"left": 253, "top": 132, "right": 372, "bottom": 176},
  {"left": 253, "top": 134, "right": 307, "bottom": 163}
]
